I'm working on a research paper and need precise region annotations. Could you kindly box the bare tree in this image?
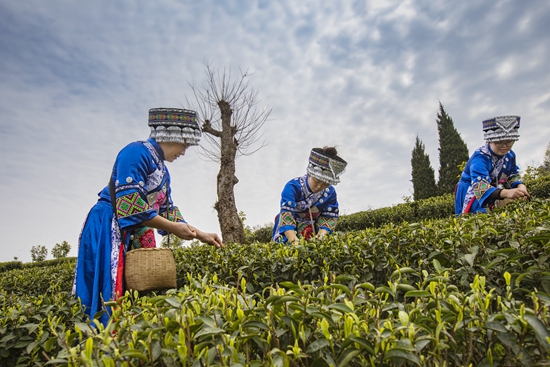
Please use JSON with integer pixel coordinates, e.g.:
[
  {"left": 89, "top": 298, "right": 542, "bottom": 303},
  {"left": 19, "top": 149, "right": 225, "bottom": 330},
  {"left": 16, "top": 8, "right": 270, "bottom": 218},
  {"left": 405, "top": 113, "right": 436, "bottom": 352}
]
[{"left": 188, "top": 63, "right": 271, "bottom": 243}]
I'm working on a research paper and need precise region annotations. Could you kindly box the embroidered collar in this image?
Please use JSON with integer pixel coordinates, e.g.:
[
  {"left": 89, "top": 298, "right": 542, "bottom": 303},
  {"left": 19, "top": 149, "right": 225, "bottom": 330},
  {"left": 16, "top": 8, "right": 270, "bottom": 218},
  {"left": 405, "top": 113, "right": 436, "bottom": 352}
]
[
  {"left": 147, "top": 138, "right": 165, "bottom": 160},
  {"left": 299, "top": 174, "right": 324, "bottom": 207},
  {"left": 143, "top": 138, "right": 165, "bottom": 174},
  {"left": 479, "top": 143, "right": 506, "bottom": 182}
]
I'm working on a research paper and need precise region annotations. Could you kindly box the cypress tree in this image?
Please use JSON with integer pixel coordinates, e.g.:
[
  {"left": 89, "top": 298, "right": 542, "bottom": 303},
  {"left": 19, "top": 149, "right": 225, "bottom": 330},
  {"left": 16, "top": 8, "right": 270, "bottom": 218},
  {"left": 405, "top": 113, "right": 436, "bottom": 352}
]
[
  {"left": 436, "top": 102, "right": 469, "bottom": 195},
  {"left": 543, "top": 141, "right": 550, "bottom": 172},
  {"left": 411, "top": 136, "right": 437, "bottom": 200}
]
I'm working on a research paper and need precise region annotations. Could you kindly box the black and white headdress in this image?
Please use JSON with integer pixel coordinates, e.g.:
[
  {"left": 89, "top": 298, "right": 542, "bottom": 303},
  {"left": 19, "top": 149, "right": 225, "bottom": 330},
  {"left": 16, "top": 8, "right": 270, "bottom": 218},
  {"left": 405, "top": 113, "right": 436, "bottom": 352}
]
[
  {"left": 148, "top": 108, "right": 202, "bottom": 146},
  {"left": 306, "top": 148, "right": 347, "bottom": 186},
  {"left": 482, "top": 115, "right": 520, "bottom": 142}
]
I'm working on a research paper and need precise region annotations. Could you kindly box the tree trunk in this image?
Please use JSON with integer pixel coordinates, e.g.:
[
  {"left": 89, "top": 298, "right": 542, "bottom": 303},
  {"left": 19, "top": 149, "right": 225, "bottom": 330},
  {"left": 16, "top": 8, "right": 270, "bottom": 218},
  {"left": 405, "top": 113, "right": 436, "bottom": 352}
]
[{"left": 215, "top": 100, "right": 245, "bottom": 243}]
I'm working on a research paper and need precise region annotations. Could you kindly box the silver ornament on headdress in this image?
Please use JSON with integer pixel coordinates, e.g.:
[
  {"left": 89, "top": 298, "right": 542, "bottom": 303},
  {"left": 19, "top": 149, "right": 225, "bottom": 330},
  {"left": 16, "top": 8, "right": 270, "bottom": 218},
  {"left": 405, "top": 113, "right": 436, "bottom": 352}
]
[
  {"left": 482, "top": 115, "right": 520, "bottom": 142},
  {"left": 148, "top": 107, "right": 202, "bottom": 146},
  {"left": 306, "top": 148, "right": 348, "bottom": 186}
]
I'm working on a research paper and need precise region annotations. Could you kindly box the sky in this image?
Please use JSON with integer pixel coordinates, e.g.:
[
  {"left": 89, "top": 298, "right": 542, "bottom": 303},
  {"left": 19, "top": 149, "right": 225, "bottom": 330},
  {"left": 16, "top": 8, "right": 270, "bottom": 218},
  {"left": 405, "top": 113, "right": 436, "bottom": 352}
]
[{"left": 1, "top": 0, "right": 549, "bottom": 263}]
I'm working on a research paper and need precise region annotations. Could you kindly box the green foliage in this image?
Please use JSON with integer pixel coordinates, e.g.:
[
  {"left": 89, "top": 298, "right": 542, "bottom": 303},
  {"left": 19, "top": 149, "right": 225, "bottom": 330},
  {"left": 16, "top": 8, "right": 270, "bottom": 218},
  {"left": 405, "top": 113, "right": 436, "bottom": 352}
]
[
  {"left": 20, "top": 256, "right": 75, "bottom": 270},
  {"left": 0, "top": 261, "right": 22, "bottom": 274},
  {"left": 337, "top": 193, "right": 454, "bottom": 232},
  {"left": 456, "top": 160, "right": 466, "bottom": 179},
  {"left": 4, "top": 171, "right": 550, "bottom": 297},
  {"left": 3, "top": 273, "right": 550, "bottom": 366},
  {"left": 338, "top": 169, "right": 550, "bottom": 233},
  {"left": 160, "top": 233, "right": 186, "bottom": 248},
  {"left": 30, "top": 245, "right": 48, "bottom": 262},
  {"left": 411, "top": 136, "right": 437, "bottom": 200},
  {"left": 523, "top": 165, "right": 550, "bottom": 199},
  {"left": 250, "top": 224, "right": 274, "bottom": 243},
  {"left": 0, "top": 258, "right": 76, "bottom": 296},
  {"left": 0, "top": 290, "right": 85, "bottom": 366},
  {"left": 436, "top": 102, "right": 469, "bottom": 195},
  {"left": 3, "top": 174, "right": 550, "bottom": 365},
  {"left": 170, "top": 198, "right": 550, "bottom": 300},
  {"left": 240, "top": 210, "right": 255, "bottom": 244},
  {"left": 242, "top": 211, "right": 273, "bottom": 244},
  {"left": 51, "top": 240, "right": 71, "bottom": 259}
]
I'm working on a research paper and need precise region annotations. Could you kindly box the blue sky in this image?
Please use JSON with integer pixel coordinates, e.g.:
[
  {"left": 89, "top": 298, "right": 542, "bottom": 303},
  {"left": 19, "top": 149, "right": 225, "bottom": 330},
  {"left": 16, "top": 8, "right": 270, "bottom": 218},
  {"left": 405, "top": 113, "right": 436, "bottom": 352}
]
[{"left": 1, "top": 0, "right": 549, "bottom": 262}]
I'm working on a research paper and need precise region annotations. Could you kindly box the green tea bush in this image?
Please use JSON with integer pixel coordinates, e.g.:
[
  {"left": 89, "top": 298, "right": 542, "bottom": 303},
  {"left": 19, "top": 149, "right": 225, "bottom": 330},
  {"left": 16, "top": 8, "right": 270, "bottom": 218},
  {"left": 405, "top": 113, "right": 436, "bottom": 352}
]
[
  {"left": 5, "top": 273, "right": 549, "bottom": 366},
  {"left": 0, "top": 261, "right": 22, "bottom": 274},
  {"left": 249, "top": 225, "right": 274, "bottom": 243},
  {"left": 0, "top": 290, "right": 85, "bottom": 366},
  {"left": 3, "top": 199, "right": 550, "bottom": 305},
  {"left": 1, "top": 198, "right": 550, "bottom": 365},
  {"left": 21, "top": 257, "right": 76, "bottom": 270},
  {"left": 169, "top": 198, "right": 550, "bottom": 301},
  {"left": 0, "top": 258, "right": 75, "bottom": 296},
  {"left": 0, "top": 257, "right": 75, "bottom": 275},
  {"left": 336, "top": 194, "right": 454, "bottom": 232},
  {"left": 336, "top": 169, "right": 550, "bottom": 232},
  {"left": 523, "top": 166, "right": 550, "bottom": 199}
]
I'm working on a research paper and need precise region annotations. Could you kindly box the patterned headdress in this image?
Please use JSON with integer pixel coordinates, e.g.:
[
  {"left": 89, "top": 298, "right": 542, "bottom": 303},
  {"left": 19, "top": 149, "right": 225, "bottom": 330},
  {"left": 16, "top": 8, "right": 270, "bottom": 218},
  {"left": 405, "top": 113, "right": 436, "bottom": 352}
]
[
  {"left": 482, "top": 115, "right": 520, "bottom": 142},
  {"left": 306, "top": 148, "right": 348, "bottom": 186},
  {"left": 148, "top": 108, "right": 201, "bottom": 146}
]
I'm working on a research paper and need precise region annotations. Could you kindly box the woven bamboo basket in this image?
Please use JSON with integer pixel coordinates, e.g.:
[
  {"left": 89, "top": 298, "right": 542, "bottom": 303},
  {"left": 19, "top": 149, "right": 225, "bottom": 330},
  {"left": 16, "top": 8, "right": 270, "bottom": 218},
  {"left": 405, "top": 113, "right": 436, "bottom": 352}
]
[{"left": 125, "top": 248, "right": 177, "bottom": 292}]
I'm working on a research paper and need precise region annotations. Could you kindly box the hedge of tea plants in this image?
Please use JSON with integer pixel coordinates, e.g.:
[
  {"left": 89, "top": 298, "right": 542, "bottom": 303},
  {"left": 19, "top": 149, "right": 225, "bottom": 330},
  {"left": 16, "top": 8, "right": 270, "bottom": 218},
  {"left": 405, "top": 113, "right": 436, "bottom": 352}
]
[
  {"left": 2, "top": 198, "right": 550, "bottom": 365},
  {"left": 0, "top": 257, "right": 75, "bottom": 296},
  {"left": 180, "top": 198, "right": 550, "bottom": 300},
  {"left": 1, "top": 171, "right": 550, "bottom": 366},
  {"left": 2, "top": 270, "right": 550, "bottom": 366},
  {"left": 335, "top": 194, "right": 455, "bottom": 232},
  {"left": 1, "top": 197, "right": 550, "bottom": 302},
  {"left": 335, "top": 166, "right": 550, "bottom": 232}
]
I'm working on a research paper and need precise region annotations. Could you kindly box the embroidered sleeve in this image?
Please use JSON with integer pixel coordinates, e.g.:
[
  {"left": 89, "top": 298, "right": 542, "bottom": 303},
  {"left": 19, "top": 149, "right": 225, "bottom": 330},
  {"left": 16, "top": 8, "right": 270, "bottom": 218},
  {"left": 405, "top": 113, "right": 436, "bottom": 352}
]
[
  {"left": 275, "top": 180, "right": 301, "bottom": 235},
  {"left": 116, "top": 192, "right": 151, "bottom": 218},
  {"left": 508, "top": 174, "right": 523, "bottom": 188},
  {"left": 317, "top": 188, "right": 339, "bottom": 233},
  {"left": 317, "top": 216, "right": 338, "bottom": 233},
  {"left": 158, "top": 168, "right": 187, "bottom": 222},
  {"left": 320, "top": 202, "right": 339, "bottom": 218},
  {"left": 472, "top": 178, "right": 493, "bottom": 201},
  {"left": 156, "top": 169, "right": 187, "bottom": 239},
  {"left": 467, "top": 153, "right": 498, "bottom": 207},
  {"left": 161, "top": 207, "right": 185, "bottom": 222},
  {"left": 279, "top": 211, "right": 297, "bottom": 229},
  {"left": 280, "top": 179, "right": 302, "bottom": 212},
  {"left": 113, "top": 142, "right": 159, "bottom": 229}
]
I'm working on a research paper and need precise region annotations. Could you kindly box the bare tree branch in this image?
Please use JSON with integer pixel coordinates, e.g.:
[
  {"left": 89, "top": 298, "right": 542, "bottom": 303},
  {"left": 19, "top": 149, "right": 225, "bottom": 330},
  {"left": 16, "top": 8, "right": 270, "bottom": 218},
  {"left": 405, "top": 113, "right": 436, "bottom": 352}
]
[
  {"left": 185, "top": 62, "right": 272, "bottom": 243},
  {"left": 187, "top": 62, "right": 271, "bottom": 163}
]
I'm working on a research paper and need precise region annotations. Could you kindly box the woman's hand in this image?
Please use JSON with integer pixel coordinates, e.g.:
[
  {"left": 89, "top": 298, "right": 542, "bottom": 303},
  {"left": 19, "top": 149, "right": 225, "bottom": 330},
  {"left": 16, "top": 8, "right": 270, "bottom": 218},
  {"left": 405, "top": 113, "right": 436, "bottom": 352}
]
[
  {"left": 284, "top": 230, "right": 299, "bottom": 244},
  {"left": 502, "top": 185, "right": 530, "bottom": 200},
  {"left": 174, "top": 224, "right": 223, "bottom": 248},
  {"left": 193, "top": 227, "right": 223, "bottom": 248},
  {"left": 171, "top": 222, "right": 197, "bottom": 240},
  {"left": 315, "top": 229, "right": 329, "bottom": 239},
  {"left": 142, "top": 216, "right": 223, "bottom": 247}
]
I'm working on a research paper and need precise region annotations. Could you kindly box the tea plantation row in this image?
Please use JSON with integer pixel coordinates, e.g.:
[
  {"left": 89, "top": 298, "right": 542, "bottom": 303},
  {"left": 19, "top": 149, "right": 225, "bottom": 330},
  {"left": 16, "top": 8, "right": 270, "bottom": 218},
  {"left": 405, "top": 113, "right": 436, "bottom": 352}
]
[
  {"left": 335, "top": 166, "right": 550, "bottom": 232},
  {"left": 1, "top": 170, "right": 549, "bottom": 366},
  {"left": 2, "top": 269, "right": 549, "bottom": 366}
]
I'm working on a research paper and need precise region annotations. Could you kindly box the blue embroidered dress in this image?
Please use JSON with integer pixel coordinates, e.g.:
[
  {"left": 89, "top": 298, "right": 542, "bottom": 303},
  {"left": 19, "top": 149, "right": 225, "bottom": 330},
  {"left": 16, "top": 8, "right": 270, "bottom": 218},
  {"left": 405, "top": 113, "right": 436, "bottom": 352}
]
[
  {"left": 455, "top": 144, "right": 523, "bottom": 214},
  {"left": 272, "top": 174, "right": 339, "bottom": 243},
  {"left": 73, "top": 138, "right": 186, "bottom": 325}
]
